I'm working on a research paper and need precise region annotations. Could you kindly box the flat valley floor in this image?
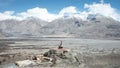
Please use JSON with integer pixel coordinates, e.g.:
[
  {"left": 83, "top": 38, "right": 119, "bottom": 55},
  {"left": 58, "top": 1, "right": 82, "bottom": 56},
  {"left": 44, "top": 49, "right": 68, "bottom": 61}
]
[{"left": 0, "top": 38, "right": 120, "bottom": 68}]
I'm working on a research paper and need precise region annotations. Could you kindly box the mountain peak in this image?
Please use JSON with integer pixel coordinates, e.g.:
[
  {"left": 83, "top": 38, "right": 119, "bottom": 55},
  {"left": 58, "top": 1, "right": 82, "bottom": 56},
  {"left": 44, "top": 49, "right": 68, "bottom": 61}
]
[{"left": 0, "top": 15, "right": 120, "bottom": 39}]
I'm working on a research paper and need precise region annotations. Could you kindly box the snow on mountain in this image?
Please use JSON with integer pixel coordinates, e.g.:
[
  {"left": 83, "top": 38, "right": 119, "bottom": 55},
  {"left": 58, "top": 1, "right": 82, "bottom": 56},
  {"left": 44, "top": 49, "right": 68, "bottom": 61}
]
[{"left": 0, "top": 15, "right": 120, "bottom": 39}]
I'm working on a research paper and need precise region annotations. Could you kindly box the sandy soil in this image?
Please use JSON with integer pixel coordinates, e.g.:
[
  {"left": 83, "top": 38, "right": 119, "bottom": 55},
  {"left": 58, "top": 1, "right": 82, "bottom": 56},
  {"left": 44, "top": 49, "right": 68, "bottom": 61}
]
[{"left": 0, "top": 38, "right": 120, "bottom": 68}]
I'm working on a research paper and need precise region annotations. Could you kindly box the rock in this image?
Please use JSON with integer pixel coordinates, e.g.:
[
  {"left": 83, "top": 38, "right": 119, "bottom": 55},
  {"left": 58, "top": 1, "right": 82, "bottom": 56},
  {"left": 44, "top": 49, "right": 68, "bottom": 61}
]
[{"left": 15, "top": 60, "right": 36, "bottom": 67}]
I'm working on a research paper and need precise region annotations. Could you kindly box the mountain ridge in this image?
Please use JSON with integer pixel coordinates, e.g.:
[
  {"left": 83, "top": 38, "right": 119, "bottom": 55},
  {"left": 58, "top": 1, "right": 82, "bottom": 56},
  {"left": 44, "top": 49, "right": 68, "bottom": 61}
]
[{"left": 0, "top": 14, "right": 120, "bottom": 39}]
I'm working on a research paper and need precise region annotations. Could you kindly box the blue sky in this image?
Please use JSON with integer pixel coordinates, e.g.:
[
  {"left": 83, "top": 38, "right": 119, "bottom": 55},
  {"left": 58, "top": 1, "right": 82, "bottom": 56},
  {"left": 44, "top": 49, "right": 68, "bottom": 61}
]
[
  {"left": 0, "top": 0, "right": 120, "bottom": 13},
  {"left": 0, "top": 0, "right": 120, "bottom": 22}
]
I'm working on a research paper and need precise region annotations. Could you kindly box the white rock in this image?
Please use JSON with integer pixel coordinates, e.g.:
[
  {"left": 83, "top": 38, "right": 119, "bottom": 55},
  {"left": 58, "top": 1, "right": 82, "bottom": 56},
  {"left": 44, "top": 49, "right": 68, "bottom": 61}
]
[{"left": 15, "top": 60, "right": 36, "bottom": 67}]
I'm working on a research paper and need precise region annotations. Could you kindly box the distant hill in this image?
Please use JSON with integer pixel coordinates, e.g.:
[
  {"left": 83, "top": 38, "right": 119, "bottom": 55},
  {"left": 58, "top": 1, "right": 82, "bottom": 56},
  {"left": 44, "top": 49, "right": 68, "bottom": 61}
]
[
  {"left": 0, "top": 17, "right": 47, "bottom": 37},
  {"left": 0, "top": 14, "right": 120, "bottom": 39}
]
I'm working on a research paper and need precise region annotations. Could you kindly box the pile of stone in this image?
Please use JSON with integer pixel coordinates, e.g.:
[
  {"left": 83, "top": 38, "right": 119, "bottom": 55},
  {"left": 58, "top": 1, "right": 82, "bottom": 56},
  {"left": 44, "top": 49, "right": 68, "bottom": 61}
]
[{"left": 15, "top": 41, "right": 81, "bottom": 67}]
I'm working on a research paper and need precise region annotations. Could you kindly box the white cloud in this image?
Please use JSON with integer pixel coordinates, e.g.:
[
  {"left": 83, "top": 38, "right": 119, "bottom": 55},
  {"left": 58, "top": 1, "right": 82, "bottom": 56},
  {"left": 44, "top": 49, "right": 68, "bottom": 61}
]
[
  {"left": 3, "top": 11, "right": 14, "bottom": 15},
  {"left": 0, "top": 2, "right": 120, "bottom": 22},
  {"left": 58, "top": 6, "right": 88, "bottom": 20},
  {"left": 0, "top": 11, "right": 14, "bottom": 20},
  {"left": 84, "top": 3, "right": 120, "bottom": 21},
  {"left": 0, "top": 7, "right": 59, "bottom": 22},
  {"left": 17, "top": 7, "right": 59, "bottom": 22},
  {"left": 0, "top": 11, "right": 24, "bottom": 20},
  {"left": 59, "top": 6, "right": 78, "bottom": 15}
]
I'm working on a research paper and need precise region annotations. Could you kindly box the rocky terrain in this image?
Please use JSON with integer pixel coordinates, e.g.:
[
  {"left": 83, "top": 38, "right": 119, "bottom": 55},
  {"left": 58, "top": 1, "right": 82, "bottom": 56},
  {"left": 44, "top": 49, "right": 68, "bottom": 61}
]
[
  {"left": 0, "top": 38, "right": 120, "bottom": 68},
  {"left": 0, "top": 14, "right": 120, "bottom": 39}
]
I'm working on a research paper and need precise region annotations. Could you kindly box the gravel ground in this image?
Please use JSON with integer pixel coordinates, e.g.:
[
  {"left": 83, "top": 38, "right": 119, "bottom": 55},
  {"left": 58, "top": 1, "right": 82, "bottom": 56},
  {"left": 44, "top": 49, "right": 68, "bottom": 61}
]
[{"left": 0, "top": 38, "right": 120, "bottom": 68}]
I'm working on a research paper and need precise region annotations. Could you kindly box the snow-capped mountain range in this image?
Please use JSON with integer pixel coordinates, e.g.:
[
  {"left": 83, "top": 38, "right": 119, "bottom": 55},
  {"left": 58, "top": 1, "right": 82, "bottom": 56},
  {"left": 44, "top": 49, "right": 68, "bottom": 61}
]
[{"left": 0, "top": 14, "right": 120, "bottom": 39}]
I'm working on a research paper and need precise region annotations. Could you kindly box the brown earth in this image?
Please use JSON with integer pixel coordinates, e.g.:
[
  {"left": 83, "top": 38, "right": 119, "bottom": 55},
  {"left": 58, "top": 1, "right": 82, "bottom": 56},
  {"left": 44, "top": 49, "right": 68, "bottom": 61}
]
[{"left": 0, "top": 39, "right": 120, "bottom": 68}]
